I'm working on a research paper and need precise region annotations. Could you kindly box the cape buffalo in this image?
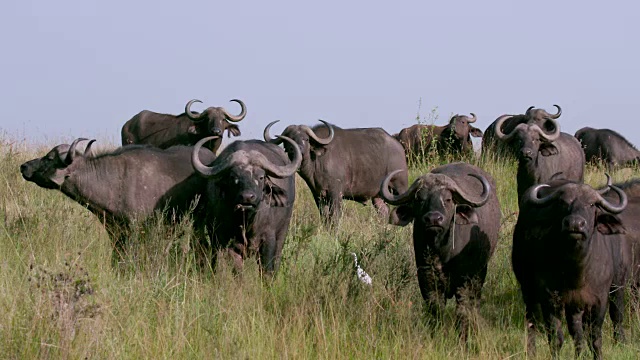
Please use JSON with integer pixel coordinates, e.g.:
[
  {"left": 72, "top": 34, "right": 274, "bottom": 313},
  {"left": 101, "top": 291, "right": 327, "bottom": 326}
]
[
  {"left": 602, "top": 178, "right": 640, "bottom": 296},
  {"left": 575, "top": 127, "right": 640, "bottom": 168},
  {"left": 20, "top": 138, "right": 216, "bottom": 264},
  {"left": 121, "top": 99, "right": 246, "bottom": 153},
  {"left": 191, "top": 134, "right": 301, "bottom": 275},
  {"left": 394, "top": 113, "right": 483, "bottom": 161},
  {"left": 264, "top": 120, "right": 408, "bottom": 227},
  {"left": 512, "top": 177, "right": 630, "bottom": 359},
  {"left": 482, "top": 105, "right": 562, "bottom": 156},
  {"left": 493, "top": 113, "right": 585, "bottom": 201},
  {"left": 379, "top": 162, "right": 501, "bottom": 340}
]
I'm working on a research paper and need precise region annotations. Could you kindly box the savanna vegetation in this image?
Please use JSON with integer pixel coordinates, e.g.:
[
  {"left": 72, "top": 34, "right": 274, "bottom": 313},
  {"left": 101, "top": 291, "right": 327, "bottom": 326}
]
[{"left": 1, "top": 123, "right": 639, "bottom": 359}]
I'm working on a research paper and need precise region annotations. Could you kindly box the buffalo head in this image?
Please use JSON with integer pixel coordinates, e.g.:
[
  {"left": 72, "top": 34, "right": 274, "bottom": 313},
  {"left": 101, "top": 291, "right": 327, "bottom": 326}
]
[
  {"left": 380, "top": 168, "right": 490, "bottom": 251},
  {"left": 444, "top": 113, "right": 483, "bottom": 152},
  {"left": 525, "top": 175, "right": 627, "bottom": 253},
  {"left": 192, "top": 136, "right": 302, "bottom": 212},
  {"left": 263, "top": 120, "right": 334, "bottom": 164},
  {"left": 184, "top": 99, "right": 246, "bottom": 138},
  {"left": 494, "top": 114, "right": 561, "bottom": 162},
  {"left": 20, "top": 138, "right": 95, "bottom": 189}
]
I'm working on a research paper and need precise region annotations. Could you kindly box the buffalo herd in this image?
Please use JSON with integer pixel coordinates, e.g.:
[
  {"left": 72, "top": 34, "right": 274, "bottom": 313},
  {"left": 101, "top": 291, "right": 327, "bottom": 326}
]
[{"left": 20, "top": 101, "right": 640, "bottom": 359}]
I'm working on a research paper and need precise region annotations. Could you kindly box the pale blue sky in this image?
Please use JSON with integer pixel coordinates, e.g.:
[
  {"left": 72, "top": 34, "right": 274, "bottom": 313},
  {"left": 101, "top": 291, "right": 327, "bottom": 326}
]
[{"left": 1, "top": 1, "right": 638, "bottom": 147}]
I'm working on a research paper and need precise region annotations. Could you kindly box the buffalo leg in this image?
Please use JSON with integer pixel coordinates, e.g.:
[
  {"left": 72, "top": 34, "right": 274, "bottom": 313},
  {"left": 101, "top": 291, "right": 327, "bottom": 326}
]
[
  {"left": 541, "top": 301, "right": 564, "bottom": 359},
  {"left": 565, "top": 305, "right": 585, "bottom": 358},
  {"left": 523, "top": 297, "right": 541, "bottom": 358},
  {"left": 585, "top": 304, "right": 607, "bottom": 360},
  {"left": 313, "top": 194, "right": 332, "bottom": 226},
  {"left": 259, "top": 233, "right": 278, "bottom": 276},
  {"left": 608, "top": 285, "right": 626, "bottom": 343}
]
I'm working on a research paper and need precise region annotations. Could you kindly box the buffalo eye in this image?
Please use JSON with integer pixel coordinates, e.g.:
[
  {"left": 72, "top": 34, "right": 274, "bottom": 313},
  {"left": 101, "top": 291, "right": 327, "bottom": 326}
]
[{"left": 258, "top": 175, "right": 265, "bottom": 181}]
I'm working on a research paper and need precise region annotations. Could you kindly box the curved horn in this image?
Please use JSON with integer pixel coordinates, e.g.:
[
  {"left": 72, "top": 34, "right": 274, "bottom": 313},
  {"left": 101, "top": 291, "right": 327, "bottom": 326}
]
[
  {"left": 263, "top": 120, "right": 284, "bottom": 144},
  {"left": 185, "top": 99, "right": 205, "bottom": 121},
  {"left": 526, "top": 184, "right": 558, "bottom": 207},
  {"left": 301, "top": 120, "right": 334, "bottom": 145},
  {"left": 65, "top": 138, "right": 89, "bottom": 165},
  {"left": 531, "top": 121, "right": 561, "bottom": 142},
  {"left": 83, "top": 139, "right": 96, "bottom": 157},
  {"left": 597, "top": 173, "right": 613, "bottom": 195},
  {"left": 191, "top": 136, "right": 222, "bottom": 177},
  {"left": 596, "top": 184, "right": 627, "bottom": 214},
  {"left": 467, "top": 113, "right": 477, "bottom": 123},
  {"left": 379, "top": 170, "right": 422, "bottom": 205},
  {"left": 526, "top": 106, "right": 535, "bottom": 116},
  {"left": 255, "top": 135, "right": 301, "bottom": 178},
  {"left": 450, "top": 173, "right": 491, "bottom": 207},
  {"left": 549, "top": 104, "right": 562, "bottom": 119},
  {"left": 494, "top": 115, "right": 517, "bottom": 140},
  {"left": 222, "top": 99, "right": 247, "bottom": 123}
]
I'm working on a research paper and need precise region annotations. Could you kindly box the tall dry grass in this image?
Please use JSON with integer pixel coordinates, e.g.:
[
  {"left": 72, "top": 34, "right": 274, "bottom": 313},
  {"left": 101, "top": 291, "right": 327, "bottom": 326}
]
[{"left": 1, "top": 134, "right": 639, "bottom": 359}]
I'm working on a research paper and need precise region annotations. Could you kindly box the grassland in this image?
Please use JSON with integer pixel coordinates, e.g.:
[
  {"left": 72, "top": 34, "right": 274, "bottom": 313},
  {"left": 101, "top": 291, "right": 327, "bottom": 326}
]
[{"left": 1, "top": 135, "right": 639, "bottom": 359}]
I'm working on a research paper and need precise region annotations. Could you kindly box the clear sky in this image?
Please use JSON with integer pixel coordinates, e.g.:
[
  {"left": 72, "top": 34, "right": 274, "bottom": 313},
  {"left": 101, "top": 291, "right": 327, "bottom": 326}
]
[{"left": 1, "top": 1, "right": 638, "bottom": 148}]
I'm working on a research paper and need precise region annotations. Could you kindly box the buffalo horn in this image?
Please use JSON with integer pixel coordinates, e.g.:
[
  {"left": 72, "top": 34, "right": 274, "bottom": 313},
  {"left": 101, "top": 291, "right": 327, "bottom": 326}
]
[
  {"left": 525, "top": 106, "right": 535, "bottom": 116},
  {"left": 532, "top": 121, "right": 561, "bottom": 142},
  {"left": 379, "top": 170, "right": 421, "bottom": 205},
  {"left": 467, "top": 113, "right": 477, "bottom": 123},
  {"left": 263, "top": 120, "right": 283, "bottom": 144},
  {"left": 596, "top": 184, "right": 627, "bottom": 214},
  {"left": 494, "top": 115, "right": 517, "bottom": 140},
  {"left": 64, "top": 138, "right": 89, "bottom": 165},
  {"left": 596, "top": 173, "right": 613, "bottom": 195},
  {"left": 222, "top": 99, "right": 247, "bottom": 123},
  {"left": 84, "top": 139, "right": 96, "bottom": 157},
  {"left": 450, "top": 173, "right": 491, "bottom": 207},
  {"left": 192, "top": 135, "right": 301, "bottom": 179},
  {"left": 302, "top": 120, "right": 334, "bottom": 145},
  {"left": 526, "top": 184, "right": 556, "bottom": 206},
  {"left": 185, "top": 99, "right": 205, "bottom": 122},
  {"left": 191, "top": 136, "right": 221, "bottom": 176},
  {"left": 549, "top": 104, "right": 562, "bottom": 119},
  {"left": 253, "top": 135, "right": 302, "bottom": 178}
]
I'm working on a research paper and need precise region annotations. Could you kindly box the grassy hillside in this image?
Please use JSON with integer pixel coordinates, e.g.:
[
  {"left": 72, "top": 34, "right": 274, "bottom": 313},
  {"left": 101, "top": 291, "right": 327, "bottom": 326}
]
[{"left": 1, "top": 136, "right": 639, "bottom": 359}]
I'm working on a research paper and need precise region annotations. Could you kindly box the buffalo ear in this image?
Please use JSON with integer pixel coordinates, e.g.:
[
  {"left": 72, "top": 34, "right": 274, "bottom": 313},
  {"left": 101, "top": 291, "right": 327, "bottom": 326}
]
[
  {"left": 596, "top": 213, "right": 626, "bottom": 235},
  {"left": 469, "top": 127, "right": 483, "bottom": 138},
  {"left": 226, "top": 124, "right": 241, "bottom": 137},
  {"left": 540, "top": 142, "right": 559, "bottom": 156},
  {"left": 389, "top": 205, "right": 414, "bottom": 226},
  {"left": 454, "top": 204, "right": 479, "bottom": 225},
  {"left": 188, "top": 125, "right": 199, "bottom": 134},
  {"left": 264, "top": 177, "right": 288, "bottom": 207}
]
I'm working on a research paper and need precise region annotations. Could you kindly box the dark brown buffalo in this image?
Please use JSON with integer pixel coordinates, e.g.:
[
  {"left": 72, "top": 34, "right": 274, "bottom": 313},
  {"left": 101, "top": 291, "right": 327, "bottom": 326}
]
[
  {"left": 394, "top": 113, "right": 482, "bottom": 160},
  {"left": 20, "top": 138, "right": 216, "bottom": 264},
  {"left": 264, "top": 120, "right": 408, "bottom": 226},
  {"left": 121, "top": 99, "right": 246, "bottom": 153},
  {"left": 512, "top": 177, "right": 630, "bottom": 359},
  {"left": 493, "top": 113, "right": 585, "bottom": 201},
  {"left": 380, "top": 162, "right": 501, "bottom": 340},
  {"left": 191, "top": 134, "right": 301, "bottom": 274},
  {"left": 575, "top": 127, "right": 640, "bottom": 168},
  {"left": 602, "top": 179, "right": 640, "bottom": 295},
  {"left": 482, "top": 105, "right": 562, "bottom": 156}
]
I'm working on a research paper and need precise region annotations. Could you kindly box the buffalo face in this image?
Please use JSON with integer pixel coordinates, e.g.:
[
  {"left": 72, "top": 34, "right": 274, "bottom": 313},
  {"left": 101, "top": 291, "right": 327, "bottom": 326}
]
[
  {"left": 381, "top": 171, "right": 490, "bottom": 253},
  {"left": 20, "top": 139, "right": 93, "bottom": 189},
  {"left": 526, "top": 178, "right": 627, "bottom": 254},
  {"left": 494, "top": 115, "right": 561, "bottom": 163},
  {"left": 192, "top": 135, "right": 303, "bottom": 212},
  {"left": 184, "top": 99, "right": 246, "bottom": 139},
  {"left": 443, "top": 114, "right": 482, "bottom": 152}
]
